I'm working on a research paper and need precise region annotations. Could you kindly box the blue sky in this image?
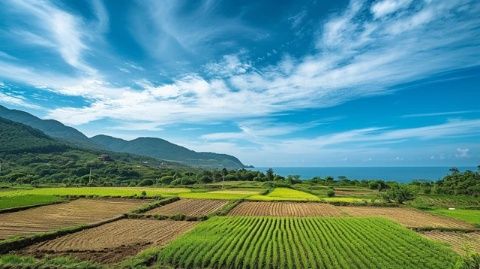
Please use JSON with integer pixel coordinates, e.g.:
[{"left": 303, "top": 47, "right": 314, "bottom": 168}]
[{"left": 0, "top": 0, "right": 479, "bottom": 167}]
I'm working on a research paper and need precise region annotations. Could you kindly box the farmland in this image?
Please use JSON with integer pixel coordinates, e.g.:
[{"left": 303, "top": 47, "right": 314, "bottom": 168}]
[
  {"left": 0, "top": 195, "right": 65, "bottom": 211},
  {"left": 0, "top": 185, "right": 478, "bottom": 268},
  {"left": 0, "top": 187, "right": 191, "bottom": 198},
  {"left": 420, "top": 231, "right": 480, "bottom": 255},
  {"left": 0, "top": 199, "right": 146, "bottom": 240},
  {"left": 228, "top": 201, "right": 342, "bottom": 217},
  {"left": 247, "top": 187, "right": 320, "bottom": 201},
  {"left": 156, "top": 217, "right": 458, "bottom": 269},
  {"left": 338, "top": 206, "right": 474, "bottom": 229},
  {"left": 21, "top": 219, "right": 196, "bottom": 263},
  {"left": 145, "top": 199, "right": 229, "bottom": 217},
  {"left": 179, "top": 189, "right": 264, "bottom": 200},
  {"left": 430, "top": 209, "right": 480, "bottom": 226}
]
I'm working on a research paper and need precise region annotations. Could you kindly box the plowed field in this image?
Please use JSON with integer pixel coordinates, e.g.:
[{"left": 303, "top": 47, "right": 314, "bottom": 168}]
[
  {"left": 421, "top": 231, "right": 480, "bottom": 254},
  {"left": 0, "top": 199, "right": 146, "bottom": 239},
  {"left": 23, "top": 219, "right": 197, "bottom": 263},
  {"left": 228, "top": 201, "right": 342, "bottom": 217},
  {"left": 145, "top": 199, "right": 228, "bottom": 217},
  {"left": 338, "top": 206, "right": 473, "bottom": 229}
]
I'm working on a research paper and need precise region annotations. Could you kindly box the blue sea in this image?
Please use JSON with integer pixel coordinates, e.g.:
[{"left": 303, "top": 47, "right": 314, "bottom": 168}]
[{"left": 251, "top": 167, "right": 477, "bottom": 183}]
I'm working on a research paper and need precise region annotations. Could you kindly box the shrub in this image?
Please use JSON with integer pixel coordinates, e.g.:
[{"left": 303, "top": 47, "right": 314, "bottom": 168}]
[{"left": 327, "top": 188, "right": 335, "bottom": 197}]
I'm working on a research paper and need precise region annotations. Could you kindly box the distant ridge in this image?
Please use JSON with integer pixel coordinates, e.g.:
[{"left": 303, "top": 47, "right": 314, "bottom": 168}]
[
  {"left": 91, "top": 135, "right": 245, "bottom": 169},
  {"left": 0, "top": 105, "right": 97, "bottom": 149},
  {"left": 0, "top": 105, "right": 245, "bottom": 169}
]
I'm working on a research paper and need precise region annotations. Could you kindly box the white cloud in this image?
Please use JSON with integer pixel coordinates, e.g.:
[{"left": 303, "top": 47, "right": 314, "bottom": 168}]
[
  {"left": 455, "top": 148, "right": 470, "bottom": 158},
  {"left": 0, "top": 0, "right": 479, "bottom": 131},
  {"left": 0, "top": 92, "right": 40, "bottom": 109},
  {"left": 3, "top": 0, "right": 97, "bottom": 74},
  {"left": 371, "top": 0, "right": 413, "bottom": 19}
]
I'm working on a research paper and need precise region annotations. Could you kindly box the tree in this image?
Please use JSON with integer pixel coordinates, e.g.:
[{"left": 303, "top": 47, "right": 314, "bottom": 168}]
[
  {"left": 265, "top": 168, "right": 275, "bottom": 181},
  {"left": 327, "top": 188, "right": 335, "bottom": 197},
  {"left": 381, "top": 185, "right": 415, "bottom": 204}
]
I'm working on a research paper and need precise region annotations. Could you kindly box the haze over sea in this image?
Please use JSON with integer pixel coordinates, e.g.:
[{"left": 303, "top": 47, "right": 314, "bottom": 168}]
[{"left": 253, "top": 167, "right": 477, "bottom": 182}]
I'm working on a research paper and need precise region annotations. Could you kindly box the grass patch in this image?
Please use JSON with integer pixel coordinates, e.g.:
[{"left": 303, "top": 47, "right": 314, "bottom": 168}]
[
  {"left": 247, "top": 187, "right": 320, "bottom": 201},
  {"left": 155, "top": 216, "right": 459, "bottom": 269},
  {"left": 0, "top": 187, "right": 190, "bottom": 198},
  {"left": 430, "top": 209, "right": 480, "bottom": 226},
  {"left": 0, "top": 195, "right": 65, "bottom": 211},
  {"left": 179, "top": 189, "right": 263, "bottom": 200},
  {"left": 0, "top": 254, "right": 103, "bottom": 268}
]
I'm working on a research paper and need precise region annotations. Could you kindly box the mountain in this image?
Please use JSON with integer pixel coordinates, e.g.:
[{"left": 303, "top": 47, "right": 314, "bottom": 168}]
[
  {"left": 91, "top": 135, "right": 245, "bottom": 169},
  {"left": 0, "top": 117, "right": 67, "bottom": 153},
  {"left": 0, "top": 105, "right": 97, "bottom": 149},
  {"left": 1, "top": 105, "right": 245, "bottom": 169}
]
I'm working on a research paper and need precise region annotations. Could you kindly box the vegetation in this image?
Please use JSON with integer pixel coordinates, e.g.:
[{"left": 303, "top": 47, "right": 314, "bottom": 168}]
[
  {"left": 155, "top": 216, "right": 459, "bottom": 269},
  {"left": 247, "top": 187, "right": 320, "bottom": 201},
  {"left": 434, "top": 168, "right": 480, "bottom": 196},
  {"left": 0, "top": 194, "right": 65, "bottom": 210},
  {"left": 0, "top": 187, "right": 190, "bottom": 198},
  {"left": 0, "top": 254, "right": 102, "bottom": 269},
  {"left": 381, "top": 185, "right": 416, "bottom": 204},
  {"left": 431, "top": 209, "right": 480, "bottom": 226}
]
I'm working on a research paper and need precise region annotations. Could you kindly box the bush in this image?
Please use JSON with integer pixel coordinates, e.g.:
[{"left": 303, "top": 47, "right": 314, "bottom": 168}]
[{"left": 327, "top": 188, "right": 335, "bottom": 197}]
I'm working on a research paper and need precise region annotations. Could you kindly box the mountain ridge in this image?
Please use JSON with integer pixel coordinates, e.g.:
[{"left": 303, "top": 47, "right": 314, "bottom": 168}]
[{"left": 0, "top": 105, "right": 244, "bottom": 169}]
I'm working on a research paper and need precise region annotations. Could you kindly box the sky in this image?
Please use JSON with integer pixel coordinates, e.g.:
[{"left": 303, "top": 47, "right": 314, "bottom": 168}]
[{"left": 0, "top": 0, "right": 479, "bottom": 167}]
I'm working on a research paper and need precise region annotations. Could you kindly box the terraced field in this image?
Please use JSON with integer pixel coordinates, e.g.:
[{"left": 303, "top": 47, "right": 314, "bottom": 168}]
[
  {"left": 247, "top": 188, "right": 320, "bottom": 201},
  {"left": 22, "top": 219, "right": 197, "bottom": 263},
  {"left": 145, "top": 199, "right": 229, "bottom": 217},
  {"left": 420, "top": 231, "right": 480, "bottom": 255},
  {"left": 157, "top": 217, "right": 459, "bottom": 269},
  {"left": 0, "top": 199, "right": 147, "bottom": 239},
  {"left": 338, "top": 206, "right": 474, "bottom": 229},
  {"left": 228, "top": 201, "right": 342, "bottom": 217}
]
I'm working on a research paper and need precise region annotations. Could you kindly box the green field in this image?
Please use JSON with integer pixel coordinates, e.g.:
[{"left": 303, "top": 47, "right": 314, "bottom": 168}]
[
  {"left": 0, "top": 195, "right": 65, "bottom": 210},
  {"left": 0, "top": 187, "right": 191, "bottom": 198},
  {"left": 179, "top": 189, "right": 264, "bottom": 200},
  {"left": 430, "top": 209, "right": 480, "bottom": 226},
  {"left": 156, "top": 216, "right": 458, "bottom": 269},
  {"left": 247, "top": 187, "right": 320, "bottom": 201},
  {"left": 409, "top": 194, "right": 480, "bottom": 209}
]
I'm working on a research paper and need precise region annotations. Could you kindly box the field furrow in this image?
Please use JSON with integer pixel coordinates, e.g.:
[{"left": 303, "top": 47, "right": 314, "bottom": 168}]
[
  {"left": 22, "top": 219, "right": 197, "bottom": 263},
  {"left": 145, "top": 199, "right": 228, "bottom": 217},
  {"left": 228, "top": 201, "right": 342, "bottom": 217},
  {"left": 338, "top": 206, "right": 474, "bottom": 229},
  {"left": 0, "top": 199, "right": 147, "bottom": 240},
  {"left": 156, "top": 217, "right": 459, "bottom": 269}
]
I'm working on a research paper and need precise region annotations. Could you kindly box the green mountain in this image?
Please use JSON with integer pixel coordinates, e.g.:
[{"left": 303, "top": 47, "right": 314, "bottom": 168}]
[
  {"left": 91, "top": 135, "right": 245, "bottom": 169},
  {"left": 0, "top": 117, "right": 67, "bottom": 153},
  {"left": 0, "top": 117, "right": 186, "bottom": 185},
  {"left": 0, "top": 105, "right": 97, "bottom": 148},
  {"left": 1, "top": 105, "right": 245, "bottom": 169}
]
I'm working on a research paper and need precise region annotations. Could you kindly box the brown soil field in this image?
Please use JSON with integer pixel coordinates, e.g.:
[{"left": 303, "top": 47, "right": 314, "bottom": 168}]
[
  {"left": 22, "top": 219, "right": 197, "bottom": 263},
  {"left": 145, "top": 199, "right": 228, "bottom": 217},
  {"left": 338, "top": 206, "right": 474, "bottom": 229},
  {"left": 228, "top": 201, "right": 343, "bottom": 217},
  {"left": 420, "top": 231, "right": 480, "bottom": 254},
  {"left": 0, "top": 199, "right": 146, "bottom": 240}
]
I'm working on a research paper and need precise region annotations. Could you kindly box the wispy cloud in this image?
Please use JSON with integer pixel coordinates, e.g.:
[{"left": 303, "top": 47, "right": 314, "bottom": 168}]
[
  {"left": 0, "top": 0, "right": 479, "bottom": 132},
  {"left": 402, "top": 110, "right": 480, "bottom": 118}
]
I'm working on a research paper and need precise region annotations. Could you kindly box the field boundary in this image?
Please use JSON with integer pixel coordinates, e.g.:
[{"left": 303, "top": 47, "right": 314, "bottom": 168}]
[
  {"left": 130, "top": 197, "right": 180, "bottom": 214},
  {"left": 214, "top": 199, "right": 244, "bottom": 216},
  {"left": 0, "top": 214, "right": 125, "bottom": 254},
  {"left": 412, "top": 227, "right": 479, "bottom": 233}
]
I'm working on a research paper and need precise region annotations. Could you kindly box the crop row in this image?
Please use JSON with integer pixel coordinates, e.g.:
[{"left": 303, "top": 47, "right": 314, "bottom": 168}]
[{"left": 157, "top": 217, "right": 459, "bottom": 269}]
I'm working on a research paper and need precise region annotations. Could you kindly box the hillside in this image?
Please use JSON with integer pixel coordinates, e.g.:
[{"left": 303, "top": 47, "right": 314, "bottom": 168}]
[
  {"left": 1, "top": 105, "right": 245, "bottom": 169},
  {"left": 0, "top": 105, "right": 97, "bottom": 149},
  {"left": 0, "top": 118, "right": 186, "bottom": 185},
  {"left": 0, "top": 117, "right": 67, "bottom": 153},
  {"left": 91, "top": 135, "right": 245, "bottom": 169}
]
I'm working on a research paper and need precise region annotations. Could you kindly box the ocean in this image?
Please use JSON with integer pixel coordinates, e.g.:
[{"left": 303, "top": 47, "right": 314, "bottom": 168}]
[{"left": 250, "top": 167, "right": 477, "bottom": 183}]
